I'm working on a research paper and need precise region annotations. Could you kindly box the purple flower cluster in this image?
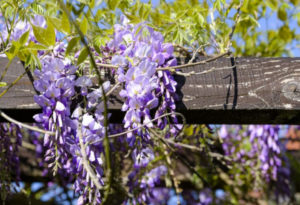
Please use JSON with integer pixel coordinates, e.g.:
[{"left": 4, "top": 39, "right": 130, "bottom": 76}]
[
  {"left": 219, "top": 125, "right": 290, "bottom": 197},
  {"left": 70, "top": 80, "right": 111, "bottom": 205},
  {"left": 248, "top": 125, "right": 291, "bottom": 200},
  {"left": 126, "top": 147, "right": 168, "bottom": 204},
  {"left": 140, "top": 165, "right": 168, "bottom": 189},
  {"left": 110, "top": 19, "right": 178, "bottom": 145},
  {"left": 108, "top": 17, "right": 180, "bottom": 203},
  {"left": 248, "top": 125, "right": 282, "bottom": 181},
  {"left": 33, "top": 53, "right": 112, "bottom": 204},
  {"left": 125, "top": 187, "right": 216, "bottom": 205},
  {"left": 128, "top": 165, "right": 168, "bottom": 204},
  {"left": 33, "top": 55, "right": 77, "bottom": 173},
  {"left": 198, "top": 188, "right": 213, "bottom": 205},
  {"left": 0, "top": 123, "right": 22, "bottom": 199}
]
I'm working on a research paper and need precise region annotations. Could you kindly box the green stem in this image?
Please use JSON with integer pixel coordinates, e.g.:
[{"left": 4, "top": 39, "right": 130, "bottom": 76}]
[
  {"left": 0, "top": 59, "right": 13, "bottom": 82},
  {"left": 0, "top": 68, "right": 28, "bottom": 99},
  {"left": 4, "top": 5, "right": 18, "bottom": 48}
]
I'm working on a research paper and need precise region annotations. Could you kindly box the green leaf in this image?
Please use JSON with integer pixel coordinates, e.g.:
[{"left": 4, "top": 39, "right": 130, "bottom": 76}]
[
  {"left": 297, "top": 13, "right": 300, "bottom": 26},
  {"left": 278, "top": 7, "right": 287, "bottom": 21},
  {"left": 183, "top": 125, "right": 194, "bottom": 136},
  {"left": 25, "top": 53, "right": 33, "bottom": 68},
  {"left": 124, "top": 13, "right": 141, "bottom": 24},
  {"left": 265, "top": 0, "right": 278, "bottom": 10},
  {"left": 5, "top": 41, "right": 20, "bottom": 60},
  {"left": 61, "top": 12, "right": 71, "bottom": 34},
  {"left": 290, "top": 0, "right": 300, "bottom": 5},
  {"left": 213, "top": 0, "right": 222, "bottom": 11},
  {"left": 197, "top": 13, "right": 205, "bottom": 26},
  {"left": 279, "top": 25, "right": 293, "bottom": 42},
  {"left": 66, "top": 37, "right": 80, "bottom": 56},
  {"left": 79, "top": 17, "right": 88, "bottom": 35},
  {"left": 31, "top": 53, "right": 42, "bottom": 70},
  {"left": 32, "top": 20, "right": 56, "bottom": 46},
  {"left": 31, "top": 3, "right": 45, "bottom": 15},
  {"left": 49, "top": 13, "right": 70, "bottom": 35},
  {"left": 107, "top": 0, "right": 120, "bottom": 10},
  {"left": 19, "top": 30, "right": 30, "bottom": 46},
  {"left": 93, "top": 36, "right": 110, "bottom": 47},
  {"left": 190, "top": 0, "right": 198, "bottom": 6},
  {"left": 28, "top": 43, "right": 49, "bottom": 51},
  {"left": 141, "top": 4, "right": 151, "bottom": 19},
  {"left": 77, "top": 47, "right": 88, "bottom": 65},
  {"left": 0, "top": 82, "right": 7, "bottom": 87}
]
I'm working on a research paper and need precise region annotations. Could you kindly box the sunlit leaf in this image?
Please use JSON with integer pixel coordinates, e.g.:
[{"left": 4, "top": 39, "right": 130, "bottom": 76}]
[
  {"left": 32, "top": 20, "right": 56, "bottom": 46},
  {"left": 77, "top": 47, "right": 88, "bottom": 65},
  {"left": 66, "top": 37, "right": 80, "bottom": 56},
  {"left": 79, "top": 16, "right": 88, "bottom": 35},
  {"left": 19, "top": 30, "right": 30, "bottom": 46}
]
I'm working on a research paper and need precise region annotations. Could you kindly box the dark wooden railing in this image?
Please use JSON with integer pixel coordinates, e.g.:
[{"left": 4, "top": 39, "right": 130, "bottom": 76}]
[{"left": 1, "top": 57, "right": 300, "bottom": 124}]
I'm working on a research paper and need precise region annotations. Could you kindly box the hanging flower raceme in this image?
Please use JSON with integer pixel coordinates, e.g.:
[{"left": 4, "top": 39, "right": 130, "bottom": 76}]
[
  {"left": 33, "top": 52, "right": 112, "bottom": 204},
  {"left": 108, "top": 18, "right": 181, "bottom": 203},
  {"left": 219, "top": 125, "right": 290, "bottom": 198},
  {"left": 110, "top": 19, "right": 178, "bottom": 146},
  {"left": 70, "top": 79, "right": 111, "bottom": 205},
  {"left": 0, "top": 123, "right": 22, "bottom": 201},
  {"left": 33, "top": 55, "right": 77, "bottom": 174}
]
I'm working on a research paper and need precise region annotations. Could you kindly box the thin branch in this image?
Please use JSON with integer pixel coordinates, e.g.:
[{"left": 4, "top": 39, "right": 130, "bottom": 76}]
[
  {"left": 84, "top": 61, "right": 118, "bottom": 69},
  {"left": 149, "top": 128, "right": 209, "bottom": 187},
  {"left": 193, "top": 65, "right": 236, "bottom": 75},
  {"left": 3, "top": 5, "right": 18, "bottom": 48},
  {"left": 174, "top": 70, "right": 195, "bottom": 77},
  {"left": 91, "top": 51, "right": 231, "bottom": 72},
  {"left": 227, "top": 0, "right": 243, "bottom": 49},
  {"left": 77, "top": 107, "right": 104, "bottom": 191},
  {"left": 188, "top": 43, "right": 209, "bottom": 64},
  {"left": 97, "top": 62, "right": 118, "bottom": 69},
  {"left": 106, "top": 81, "right": 121, "bottom": 96},
  {"left": 0, "top": 68, "right": 29, "bottom": 99},
  {"left": 0, "top": 59, "right": 13, "bottom": 82},
  {"left": 89, "top": 112, "right": 186, "bottom": 144},
  {"left": 188, "top": 46, "right": 202, "bottom": 64},
  {"left": 150, "top": 127, "right": 231, "bottom": 161},
  {"left": 157, "top": 51, "right": 231, "bottom": 72},
  {"left": 0, "top": 110, "right": 55, "bottom": 135},
  {"left": 164, "top": 138, "right": 231, "bottom": 161},
  {"left": 79, "top": 52, "right": 231, "bottom": 75},
  {"left": 173, "top": 44, "right": 190, "bottom": 55}
]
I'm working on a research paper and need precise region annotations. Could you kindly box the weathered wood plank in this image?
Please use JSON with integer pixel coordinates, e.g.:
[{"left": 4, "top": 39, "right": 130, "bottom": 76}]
[
  {"left": 0, "top": 58, "right": 41, "bottom": 122},
  {"left": 1, "top": 57, "right": 300, "bottom": 124}
]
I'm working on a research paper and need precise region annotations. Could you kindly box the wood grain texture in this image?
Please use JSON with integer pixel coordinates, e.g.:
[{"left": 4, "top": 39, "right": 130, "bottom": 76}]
[
  {"left": 1, "top": 57, "right": 300, "bottom": 124},
  {"left": 0, "top": 57, "right": 41, "bottom": 122}
]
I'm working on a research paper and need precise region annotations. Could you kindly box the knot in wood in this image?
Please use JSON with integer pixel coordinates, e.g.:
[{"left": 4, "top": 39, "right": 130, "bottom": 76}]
[{"left": 282, "top": 81, "right": 300, "bottom": 101}]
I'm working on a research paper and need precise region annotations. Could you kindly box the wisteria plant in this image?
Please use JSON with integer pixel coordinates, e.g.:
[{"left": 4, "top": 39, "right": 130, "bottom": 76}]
[{"left": 0, "top": 0, "right": 298, "bottom": 205}]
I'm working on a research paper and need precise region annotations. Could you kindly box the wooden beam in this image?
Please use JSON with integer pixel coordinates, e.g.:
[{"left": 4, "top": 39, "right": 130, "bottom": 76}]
[{"left": 1, "top": 57, "right": 300, "bottom": 124}]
